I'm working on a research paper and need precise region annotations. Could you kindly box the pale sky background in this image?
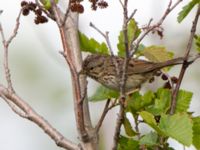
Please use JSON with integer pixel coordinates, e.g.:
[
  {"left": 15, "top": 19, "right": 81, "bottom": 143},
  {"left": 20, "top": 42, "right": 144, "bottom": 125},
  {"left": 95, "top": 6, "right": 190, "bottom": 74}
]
[{"left": 0, "top": 0, "right": 200, "bottom": 150}]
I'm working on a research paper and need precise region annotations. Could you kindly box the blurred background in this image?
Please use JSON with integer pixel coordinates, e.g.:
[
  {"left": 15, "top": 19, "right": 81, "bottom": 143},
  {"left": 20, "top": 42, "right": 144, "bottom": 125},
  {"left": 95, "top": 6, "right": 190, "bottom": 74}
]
[{"left": 0, "top": 0, "right": 200, "bottom": 150}]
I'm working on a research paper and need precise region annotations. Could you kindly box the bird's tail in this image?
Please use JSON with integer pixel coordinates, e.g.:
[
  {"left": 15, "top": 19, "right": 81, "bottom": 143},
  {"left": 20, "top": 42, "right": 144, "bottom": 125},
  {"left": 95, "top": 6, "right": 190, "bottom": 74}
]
[{"left": 151, "top": 54, "right": 200, "bottom": 71}]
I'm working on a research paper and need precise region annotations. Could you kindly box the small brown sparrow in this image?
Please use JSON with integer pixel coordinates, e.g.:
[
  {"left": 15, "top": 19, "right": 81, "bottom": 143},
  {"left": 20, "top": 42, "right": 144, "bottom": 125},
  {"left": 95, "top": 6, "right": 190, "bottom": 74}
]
[{"left": 82, "top": 54, "right": 197, "bottom": 92}]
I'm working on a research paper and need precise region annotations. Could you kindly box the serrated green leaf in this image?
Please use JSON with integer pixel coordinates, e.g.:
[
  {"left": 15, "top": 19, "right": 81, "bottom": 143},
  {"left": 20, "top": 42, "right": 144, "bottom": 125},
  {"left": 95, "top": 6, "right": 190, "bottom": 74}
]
[
  {"left": 127, "top": 19, "right": 141, "bottom": 43},
  {"left": 146, "top": 88, "right": 171, "bottom": 115},
  {"left": 194, "top": 34, "right": 200, "bottom": 53},
  {"left": 177, "top": 0, "right": 200, "bottom": 23},
  {"left": 79, "top": 32, "right": 109, "bottom": 55},
  {"left": 139, "top": 132, "right": 158, "bottom": 146},
  {"left": 192, "top": 117, "right": 200, "bottom": 150},
  {"left": 40, "top": 0, "right": 59, "bottom": 9},
  {"left": 118, "top": 136, "right": 139, "bottom": 150},
  {"left": 175, "top": 90, "right": 193, "bottom": 113},
  {"left": 141, "top": 46, "right": 174, "bottom": 62},
  {"left": 139, "top": 111, "right": 162, "bottom": 134},
  {"left": 123, "top": 116, "right": 137, "bottom": 137},
  {"left": 126, "top": 91, "right": 154, "bottom": 113},
  {"left": 89, "top": 86, "right": 119, "bottom": 102},
  {"left": 159, "top": 113, "right": 193, "bottom": 146},
  {"left": 117, "top": 19, "right": 141, "bottom": 57},
  {"left": 142, "top": 91, "right": 155, "bottom": 107},
  {"left": 126, "top": 91, "right": 143, "bottom": 112}
]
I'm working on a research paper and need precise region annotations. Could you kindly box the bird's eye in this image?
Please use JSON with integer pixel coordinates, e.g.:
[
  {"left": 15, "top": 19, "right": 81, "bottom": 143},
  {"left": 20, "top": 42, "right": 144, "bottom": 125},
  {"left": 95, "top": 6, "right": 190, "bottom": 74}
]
[{"left": 90, "top": 67, "right": 94, "bottom": 70}]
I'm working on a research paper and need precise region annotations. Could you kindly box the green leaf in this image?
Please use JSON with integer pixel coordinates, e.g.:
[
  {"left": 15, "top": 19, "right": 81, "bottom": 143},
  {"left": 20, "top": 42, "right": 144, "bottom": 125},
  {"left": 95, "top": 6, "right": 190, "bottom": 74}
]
[
  {"left": 175, "top": 90, "right": 193, "bottom": 113},
  {"left": 141, "top": 46, "right": 174, "bottom": 62},
  {"left": 177, "top": 0, "right": 200, "bottom": 23},
  {"left": 126, "top": 91, "right": 143, "bottom": 113},
  {"left": 89, "top": 86, "right": 119, "bottom": 102},
  {"left": 40, "top": 0, "right": 59, "bottom": 10},
  {"left": 142, "top": 91, "right": 155, "bottom": 107},
  {"left": 123, "top": 116, "right": 137, "bottom": 137},
  {"left": 192, "top": 117, "right": 200, "bottom": 150},
  {"left": 126, "top": 91, "right": 154, "bottom": 113},
  {"left": 146, "top": 88, "right": 171, "bottom": 115},
  {"left": 139, "top": 132, "right": 158, "bottom": 146},
  {"left": 117, "top": 19, "right": 141, "bottom": 57},
  {"left": 79, "top": 32, "right": 109, "bottom": 55},
  {"left": 159, "top": 113, "right": 193, "bottom": 146},
  {"left": 139, "top": 111, "right": 162, "bottom": 134},
  {"left": 194, "top": 34, "right": 200, "bottom": 53},
  {"left": 118, "top": 136, "right": 139, "bottom": 150}
]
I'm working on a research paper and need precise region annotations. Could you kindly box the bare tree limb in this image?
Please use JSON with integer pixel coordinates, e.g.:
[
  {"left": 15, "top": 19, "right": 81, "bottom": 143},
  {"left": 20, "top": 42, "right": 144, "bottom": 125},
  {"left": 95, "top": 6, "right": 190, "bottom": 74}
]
[
  {"left": 95, "top": 99, "right": 119, "bottom": 133},
  {"left": 61, "top": 0, "right": 72, "bottom": 26},
  {"left": 131, "top": 0, "right": 183, "bottom": 56},
  {"left": 0, "top": 85, "right": 79, "bottom": 150},
  {"left": 170, "top": 4, "right": 200, "bottom": 114},
  {"left": 50, "top": 3, "right": 99, "bottom": 149},
  {"left": 112, "top": 0, "right": 129, "bottom": 149},
  {"left": 89, "top": 22, "right": 114, "bottom": 55},
  {"left": 127, "top": 9, "right": 137, "bottom": 22},
  {"left": 51, "top": 3, "right": 88, "bottom": 140},
  {"left": 95, "top": 99, "right": 111, "bottom": 132},
  {"left": 0, "top": 9, "right": 22, "bottom": 92}
]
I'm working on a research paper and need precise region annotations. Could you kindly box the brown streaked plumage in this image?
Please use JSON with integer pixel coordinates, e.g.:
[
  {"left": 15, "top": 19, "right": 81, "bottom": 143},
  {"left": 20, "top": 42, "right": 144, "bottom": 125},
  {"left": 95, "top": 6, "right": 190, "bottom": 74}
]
[{"left": 82, "top": 54, "right": 196, "bottom": 92}]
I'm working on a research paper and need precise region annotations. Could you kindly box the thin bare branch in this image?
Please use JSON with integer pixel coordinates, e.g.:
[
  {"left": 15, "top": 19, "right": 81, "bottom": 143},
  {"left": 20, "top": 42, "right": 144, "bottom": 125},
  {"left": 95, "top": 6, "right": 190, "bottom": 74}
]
[
  {"left": 0, "top": 94, "right": 27, "bottom": 118},
  {"left": 95, "top": 99, "right": 111, "bottom": 132},
  {"left": 131, "top": 0, "right": 183, "bottom": 56},
  {"left": 61, "top": 0, "right": 71, "bottom": 26},
  {"left": 50, "top": 0, "right": 63, "bottom": 26},
  {"left": 127, "top": 9, "right": 137, "bottom": 22},
  {"left": 112, "top": 0, "right": 129, "bottom": 149},
  {"left": 89, "top": 22, "right": 114, "bottom": 55},
  {"left": 170, "top": 4, "right": 200, "bottom": 114},
  {"left": 0, "top": 85, "right": 79, "bottom": 150},
  {"left": 0, "top": 9, "right": 22, "bottom": 92},
  {"left": 95, "top": 99, "right": 119, "bottom": 133}
]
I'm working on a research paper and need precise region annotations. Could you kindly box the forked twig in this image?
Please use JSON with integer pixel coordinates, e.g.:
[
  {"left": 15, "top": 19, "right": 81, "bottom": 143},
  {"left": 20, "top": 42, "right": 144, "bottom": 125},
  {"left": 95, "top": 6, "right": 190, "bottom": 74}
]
[
  {"left": 95, "top": 99, "right": 119, "bottom": 133},
  {"left": 131, "top": 0, "right": 183, "bottom": 56},
  {"left": 0, "top": 9, "right": 22, "bottom": 92}
]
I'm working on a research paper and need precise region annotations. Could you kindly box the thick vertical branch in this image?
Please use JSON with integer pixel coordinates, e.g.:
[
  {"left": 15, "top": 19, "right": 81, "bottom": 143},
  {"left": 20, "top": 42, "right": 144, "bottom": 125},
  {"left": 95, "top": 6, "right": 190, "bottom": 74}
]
[
  {"left": 51, "top": 4, "right": 97, "bottom": 149},
  {"left": 170, "top": 4, "right": 200, "bottom": 114}
]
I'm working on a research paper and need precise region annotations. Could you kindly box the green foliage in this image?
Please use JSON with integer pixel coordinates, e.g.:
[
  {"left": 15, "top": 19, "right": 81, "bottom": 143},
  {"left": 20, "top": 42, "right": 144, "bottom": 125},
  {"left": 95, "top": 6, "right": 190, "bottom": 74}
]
[
  {"left": 194, "top": 34, "right": 200, "bottom": 52},
  {"left": 126, "top": 91, "right": 155, "bottom": 113},
  {"left": 123, "top": 116, "right": 137, "bottom": 137},
  {"left": 177, "top": 0, "right": 200, "bottom": 23},
  {"left": 140, "top": 112, "right": 193, "bottom": 146},
  {"left": 79, "top": 32, "right": 109, "bottom": 55},
  {"left": 118, "top": 136, "right": 139, "bottom": 150},
  {"left": 192, "top": 117, "right": 200, "bottom": 149},
  {"left": 139, "top": 111, "right": 162, "bottom": 134},
  {"left": 146, "top": 88, "right": 171, "bottom": 115},
  {"left": 139, "top": 132, "right": 158, "bottom": 146},
  {"left": 141, "top": 46, "right": 174, "bottom": 62},
  {"left": 89, "top": 85, "right": 119, "bottom": 102},
  {"left": 175, "top": 90, "right": 193, "bottom": 113},
  {"left": 117, "top": 19, "right": 141, "bottom": 57},
  {"left": 40, "top": 0, "right": 59, "bottom": 10},
  {"left": 127, "top": 88, "right": 194, "bottom": 148},
  {"left": 140, "top": 46, "right": 174, "bottom": 71},
  {"left": 159, "top": 113, "right": 193, "bottom": 146}
]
